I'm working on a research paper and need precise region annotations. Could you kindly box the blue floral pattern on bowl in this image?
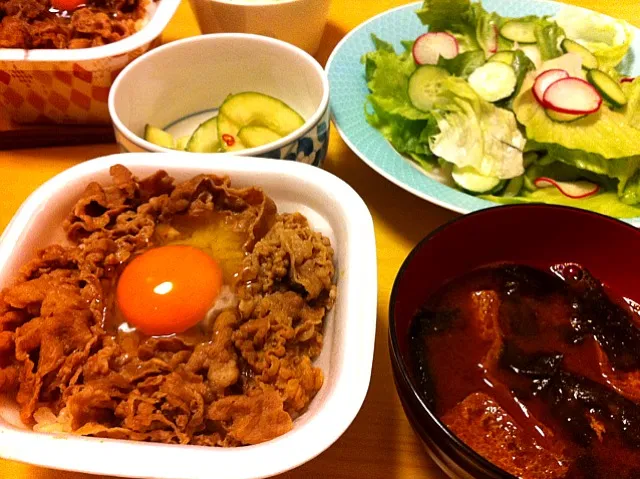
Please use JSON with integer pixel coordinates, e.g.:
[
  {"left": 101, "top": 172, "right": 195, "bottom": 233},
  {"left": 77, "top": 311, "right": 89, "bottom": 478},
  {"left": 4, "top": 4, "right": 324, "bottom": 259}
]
[
  {"left": 115, "top": 107, "right": 330, "bottom": 169},
  {"left": 261, "top": 108, "right": 330, "bottom": 167}
]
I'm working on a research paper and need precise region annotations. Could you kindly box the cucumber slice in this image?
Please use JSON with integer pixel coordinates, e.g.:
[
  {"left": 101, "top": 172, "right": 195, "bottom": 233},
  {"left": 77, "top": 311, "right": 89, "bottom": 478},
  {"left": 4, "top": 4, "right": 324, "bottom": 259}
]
[
  {"left": 500, "top": 21, "right": 537, "bottom": 44},
  {"left": 144, "top": 124, "right": 174, "bottom": 149},
  {"left": 587, "top": 69, "right": 627, "bottom": 107},
  {"left": 545, "top": 109, "right": 587, "bottom": 123},
  {"left": 502, "top": 176, "right": 524, "bottom": 197},
  {"left": 488, "top": 51, "right": 516, "bottom": 65},
  {"left": 561, "top": 39, "right": 598, "bottom": 70},
  {"left": 186, "top": 116, "right": 221, "bottom": 153},
  {"left": 175, "top": 135, "right": 190, "bottom": 151},
  {"left": 407, "top": 65, "right": 451, "bottom": 112},
  {"left": 451, "top": 166, "right": 501, "bottom": 194},
  {"left": 467, "top": 62, "right": 517, "bottom": 102},
  {"left": 237, "top": 125, "right": 282, "bottom": 149},
  {"left": 217, "top": 92, "right": 305, "bottom": 152}
]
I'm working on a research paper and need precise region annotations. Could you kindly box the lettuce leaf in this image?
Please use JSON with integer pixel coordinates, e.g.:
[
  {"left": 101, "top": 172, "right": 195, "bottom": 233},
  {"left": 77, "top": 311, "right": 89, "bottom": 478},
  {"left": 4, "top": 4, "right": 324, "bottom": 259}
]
[
  {"left": 417, "top": 0, "right": 480, "bottom": 52},
  {"left": 513, "top": 55, "right": 640, "bottom": 159},
  {"left": 429, "top": 78, "right": 526, "bottom": 179},
  {"left": 416, "top": 0, "right": 473, "bottom": 32},
  {"left": 471, "top": 4, "right": 511, "bottom": 56},
  {"left": 409, "top": 153, "right": 439, "bottom": 172},
  {"left": 619, "top": 171, "right": 640, "bottom": 205},
  {"left": 416, "top": 0, "right": 510, "bottom": 55},
  {"left": 483, "top": 190, "right": 640, "bottom": 218},
  {"left": 366, "top": 98, "right": 435, "bottom": 156},
  {"left": 370, "top": 35, "right": 395, "bottom": 53},
  {"left": 362, "top": 35, "right": 437, "bottom": 159},
  {"left": 362, "top": 36, "right": 427, "bottom": 121},
  {"left": 623, "top": 78, "right": 640, "bottom": 128},
  {"left": 553, "top": 7, "right": 634, "bottom": 70},
  {"left": 498, "top": 50, "right": 536, "bottom": 109},
  {"left": 534, "top": 20, "right": 565, "bottom": 61},
  {"left": 514, "top": 89, "right": 640, "bottom": 159},
  {"left": 437, "top": 50, "right": 486, "bottom": 78},
  {"left": 526, "top": 141, "right": 640, "bottom": 203},
  {"left": 416, "top": 0, "right": 564, "bottom": 60}
]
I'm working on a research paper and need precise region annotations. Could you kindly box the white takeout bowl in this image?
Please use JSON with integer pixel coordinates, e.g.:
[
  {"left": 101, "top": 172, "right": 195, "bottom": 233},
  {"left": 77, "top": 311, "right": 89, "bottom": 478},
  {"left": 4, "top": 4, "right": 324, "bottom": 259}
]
[
  {"left": 108, "top": 34, "right": 330, "bottom": 166},
  {"left": 0, "top": 0, "right": 179, "bottom": 124},
  {"left": 0, "top": 153, "right": 376, "bottom": 479},
  {"left": 188, "top": 0, "right": 331, "bottom": 56}
]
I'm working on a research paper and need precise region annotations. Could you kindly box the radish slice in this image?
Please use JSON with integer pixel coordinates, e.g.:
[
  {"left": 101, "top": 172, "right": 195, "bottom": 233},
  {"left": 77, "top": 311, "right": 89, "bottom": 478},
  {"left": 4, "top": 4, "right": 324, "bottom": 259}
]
[
  {"left": 533, "top": 69, "right": 570, "bottom": 105},
  {"left": 621, "top": 77, "right": 636, "bottom": 84},
  {"left": 534, "top": 177, "right": 600, "bottom": 199},
  {"left": 543, "top": 77, "right": 602, "bottom": 115},
  {"left": 487, "top": 24, "right": 498, "bottom": 54},
  {"left": 412, "top": 32, "right": 459, "bottom": 65}
]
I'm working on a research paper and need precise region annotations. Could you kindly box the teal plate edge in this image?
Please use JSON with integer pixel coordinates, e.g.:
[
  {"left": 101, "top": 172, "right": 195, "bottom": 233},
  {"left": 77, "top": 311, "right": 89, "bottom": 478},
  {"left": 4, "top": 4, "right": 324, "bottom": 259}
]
[{"left": 326, "top": 0, "right": 640, "bottom": 226}]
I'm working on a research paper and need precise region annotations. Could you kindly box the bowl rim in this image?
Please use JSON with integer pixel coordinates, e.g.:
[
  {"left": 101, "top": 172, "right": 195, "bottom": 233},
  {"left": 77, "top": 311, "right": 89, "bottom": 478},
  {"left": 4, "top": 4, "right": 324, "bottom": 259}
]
[
  {"left": 388, "top": 203, "right": 640, "bottom": 478},
  {"left": 108, "top": 33, "right": 330, "bottom": 155},
  {"left": 0, "top": 152, "right": 377, "bottom": 479}
]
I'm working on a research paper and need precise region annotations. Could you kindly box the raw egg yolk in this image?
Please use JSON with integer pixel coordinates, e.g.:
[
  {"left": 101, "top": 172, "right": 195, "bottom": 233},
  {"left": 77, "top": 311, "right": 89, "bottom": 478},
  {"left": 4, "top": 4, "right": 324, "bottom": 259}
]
[
  {"left": 52, "top": 0, "right": 85, "bottom": 11},
  {"left": 116, "top": 245, "right": 223, "bottom": 336}
]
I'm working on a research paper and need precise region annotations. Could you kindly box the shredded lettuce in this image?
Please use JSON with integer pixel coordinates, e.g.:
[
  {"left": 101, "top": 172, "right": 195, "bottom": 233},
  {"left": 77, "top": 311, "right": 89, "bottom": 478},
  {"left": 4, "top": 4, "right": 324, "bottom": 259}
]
[
  {"left": 429, "top": 78, "right": 526, "bottom": 179},
  {"left": 554, "top": 6, "right": 634, "bottom": 70}
]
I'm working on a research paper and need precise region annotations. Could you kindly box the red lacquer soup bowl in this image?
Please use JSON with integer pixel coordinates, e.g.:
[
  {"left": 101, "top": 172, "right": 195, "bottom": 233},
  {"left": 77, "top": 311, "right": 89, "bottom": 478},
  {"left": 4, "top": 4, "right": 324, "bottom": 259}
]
[{"left": 388, "top": 204, "right": 640, "bottom": 479}]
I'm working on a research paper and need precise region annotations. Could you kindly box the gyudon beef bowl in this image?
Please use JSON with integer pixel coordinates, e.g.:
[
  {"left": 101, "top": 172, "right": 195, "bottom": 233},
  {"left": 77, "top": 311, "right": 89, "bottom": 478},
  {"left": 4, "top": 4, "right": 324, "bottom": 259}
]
[
  {"left": 389, "top": 205, "right": 640, "bottom": 479},
  {"left": 0, "top": 154, "right": 376, "bottom": 479},
  {"left": 0, "top": 1, "right": 179, "bottom": 124}
]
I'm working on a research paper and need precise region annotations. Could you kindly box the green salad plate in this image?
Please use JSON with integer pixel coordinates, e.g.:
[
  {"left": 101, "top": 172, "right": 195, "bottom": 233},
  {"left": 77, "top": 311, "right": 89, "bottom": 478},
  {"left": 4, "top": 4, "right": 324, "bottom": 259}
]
[{"left": 326, "top": 0, "right": 640, "bottom": 224}]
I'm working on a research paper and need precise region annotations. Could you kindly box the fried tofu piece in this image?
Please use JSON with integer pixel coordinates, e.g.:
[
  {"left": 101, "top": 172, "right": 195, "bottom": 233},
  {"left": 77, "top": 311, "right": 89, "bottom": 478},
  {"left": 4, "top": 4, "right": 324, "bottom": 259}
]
[
  {"left": 597, "top": 345, "right": 640, "bottom": 403},
  {"left": 442, "top": 392, "right": 569, "bottom": 479},
  {"left": 469, "top": 290, "right": 500, "bottom": 341}
]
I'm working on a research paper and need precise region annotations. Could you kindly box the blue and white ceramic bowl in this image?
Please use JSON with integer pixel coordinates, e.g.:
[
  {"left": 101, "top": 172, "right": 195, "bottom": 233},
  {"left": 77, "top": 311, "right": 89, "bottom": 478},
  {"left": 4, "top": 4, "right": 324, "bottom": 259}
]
[{"left": 108, "top": 33, "right": 330, "bottom": 167}]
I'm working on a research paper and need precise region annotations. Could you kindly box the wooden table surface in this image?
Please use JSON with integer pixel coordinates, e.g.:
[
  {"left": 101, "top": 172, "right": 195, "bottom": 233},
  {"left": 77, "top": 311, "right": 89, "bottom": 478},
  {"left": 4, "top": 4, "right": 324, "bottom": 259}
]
[{"left": 0, "top": 0, "right": 638, "bottom": 478}]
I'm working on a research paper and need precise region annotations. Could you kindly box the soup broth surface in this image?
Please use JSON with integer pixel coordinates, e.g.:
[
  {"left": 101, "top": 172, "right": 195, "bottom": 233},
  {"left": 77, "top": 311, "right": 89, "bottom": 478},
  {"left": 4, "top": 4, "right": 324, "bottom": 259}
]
[{"left": 409, "top": 263, "right": 640, "bottom": 479}]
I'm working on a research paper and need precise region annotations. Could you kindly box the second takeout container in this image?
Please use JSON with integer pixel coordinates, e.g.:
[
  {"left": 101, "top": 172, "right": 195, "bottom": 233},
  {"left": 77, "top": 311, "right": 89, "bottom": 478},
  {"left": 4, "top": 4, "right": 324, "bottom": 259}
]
[
  {"left": 0, "top": 153, "right": 377, "bottom": 479},
  {"left": 0, "top": 1, "right": 179, "bottom": 125}
]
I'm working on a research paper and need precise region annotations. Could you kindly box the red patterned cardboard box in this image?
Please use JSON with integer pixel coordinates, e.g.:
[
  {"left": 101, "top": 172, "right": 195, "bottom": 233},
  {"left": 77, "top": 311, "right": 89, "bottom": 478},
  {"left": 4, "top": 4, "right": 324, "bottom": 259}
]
[{"left": 0, "top": 1, "right": 179, "bottom": 125}]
